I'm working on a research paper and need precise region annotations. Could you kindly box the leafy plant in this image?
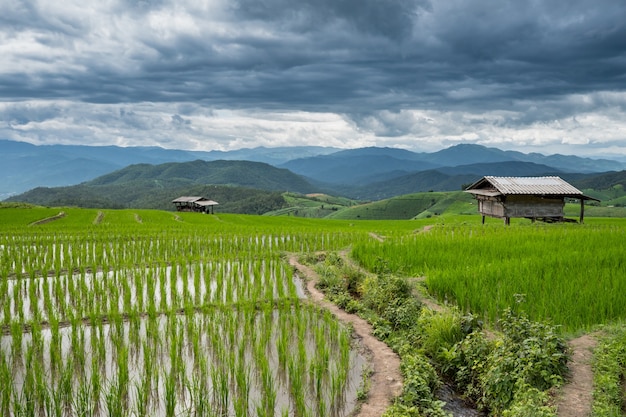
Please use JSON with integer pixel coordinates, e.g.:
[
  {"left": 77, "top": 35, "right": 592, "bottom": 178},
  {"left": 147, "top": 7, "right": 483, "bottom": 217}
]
[
  {"left": 361, "top": 273, "right": 421, "bottom": 331},
  {"left": 447, "top": 309, "right": 567, "bottom": 415},
  {"left": 417, "top": 308, "right": 465, "bottom": 364},
  {"left": 384, "top": 349, "right": 450, "bottom": 417},
  {"left": 591, "top": 327, "right": 626, "bottom": 416}
]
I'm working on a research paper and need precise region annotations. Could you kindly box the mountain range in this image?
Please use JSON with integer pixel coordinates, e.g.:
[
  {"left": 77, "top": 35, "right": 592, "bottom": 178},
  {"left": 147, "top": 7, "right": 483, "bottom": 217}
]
[
  {"left": 2, "top": 139, "right": 626, "bottom": 205},
  {"left": 279, "top": 144, "right": 624, "bottom": 187},
  {"left": 0, "top": 139, "right": 337, "bottom": 199}
]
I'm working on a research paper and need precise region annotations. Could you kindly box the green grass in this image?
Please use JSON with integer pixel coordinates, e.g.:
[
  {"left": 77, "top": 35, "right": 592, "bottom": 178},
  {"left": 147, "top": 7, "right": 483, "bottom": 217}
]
[
  {"left": 592, "top": 326, "right": 626, "bottom": 416},
  {"left": 352, "top": 222, "right": 626, "bottom": 333},
  {"left": 565, "top": 203, "right": 626, "bottom": 218},
  {"left": 321, "top": 190, "right": 626, "bottom": 221},
  {"left": 0, "top": 204, "right": 61, "bottom": 226}
]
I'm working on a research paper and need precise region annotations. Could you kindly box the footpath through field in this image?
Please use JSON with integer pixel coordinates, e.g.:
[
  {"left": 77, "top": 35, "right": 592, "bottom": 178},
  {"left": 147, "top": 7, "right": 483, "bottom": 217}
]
[
  {"left": 290, "top": 229, "right": 598, "bottom": 417},
  {"left": 288, "top": 254, "right": 403, "bottom": 417},
  {"left": 556, "top": 334, "right": 598, "bottom": 417}
]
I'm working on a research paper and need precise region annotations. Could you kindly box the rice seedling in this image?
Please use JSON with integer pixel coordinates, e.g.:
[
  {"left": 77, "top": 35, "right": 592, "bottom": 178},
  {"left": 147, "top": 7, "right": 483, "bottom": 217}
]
[
  {"left": 1, "top": 210, "right": 369, "bottom": 417},
  {"left": 352, "top": 223, "right": 626, "bottom": 332}
]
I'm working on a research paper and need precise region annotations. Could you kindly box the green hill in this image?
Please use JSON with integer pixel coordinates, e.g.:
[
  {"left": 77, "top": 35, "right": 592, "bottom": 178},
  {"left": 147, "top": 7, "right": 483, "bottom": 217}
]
[
  {"left": 571, "top": 171, "right": 626, "bottom": 207},
  {"left": 7, "top": 160, "right": 317, "bottom": 214},
  {"left": 9, "top": 183, "right": 289, "bottom": 214},
  {"left": 87, "top": 159, "right": 315, "bottom": 191},
  {"left": 264, "top": 193, "right": 359, "bottom": 218},
  {"left": 326, "top": 191, "right": 476, "bottom": 220}
]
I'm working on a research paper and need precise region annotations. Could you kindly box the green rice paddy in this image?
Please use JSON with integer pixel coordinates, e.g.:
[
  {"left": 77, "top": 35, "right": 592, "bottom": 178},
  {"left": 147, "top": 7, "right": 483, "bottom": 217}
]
[{"left": 1, "top": 205, "right": 626, "bottom": 415}]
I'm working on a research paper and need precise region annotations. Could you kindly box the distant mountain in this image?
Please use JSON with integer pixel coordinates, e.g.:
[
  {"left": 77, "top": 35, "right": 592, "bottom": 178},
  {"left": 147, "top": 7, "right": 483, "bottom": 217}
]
[
  {"left": 3, "top": 139, "right": 625, "bottom": 201},
  {"left": 426, "top": 144, "right": 515, "bottom": 166},
  {"left": 280, "top": 150, "right": 441, "bottom": 185},
  {"left": 203, "top": 146, "right": 339, "bottom": 165},
  {"left": 331, "top": 161, "right": 567, "bottom": 200},
  {"left": 442, "top": 161, "right": 563, "bottom": 176},
  {"left": 280, "top": 144, "right": 624, "bottom": 188},
  {"left": 428, "top": 144, "right": 624, "bottom": 173},
  {"left": 0, "top": 140, "right": 337, "bottom": 198},
  {"left": 6, "top": 160, "right": 318, "bottom": 211},
  {"left": 328, "top": 146, "right": 426, "bottom": 160}
]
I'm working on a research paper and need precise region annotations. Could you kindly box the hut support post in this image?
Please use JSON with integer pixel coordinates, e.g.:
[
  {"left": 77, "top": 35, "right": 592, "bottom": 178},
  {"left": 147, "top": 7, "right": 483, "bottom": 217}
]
[{"left": 579, "top": 199, "right": 585, "bottom": 224}]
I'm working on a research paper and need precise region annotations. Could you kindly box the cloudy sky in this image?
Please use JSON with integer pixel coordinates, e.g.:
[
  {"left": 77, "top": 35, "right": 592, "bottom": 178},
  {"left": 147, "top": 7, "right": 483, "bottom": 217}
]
[{"left": 2, "top": 0, "right": 626, "bottom": 158}]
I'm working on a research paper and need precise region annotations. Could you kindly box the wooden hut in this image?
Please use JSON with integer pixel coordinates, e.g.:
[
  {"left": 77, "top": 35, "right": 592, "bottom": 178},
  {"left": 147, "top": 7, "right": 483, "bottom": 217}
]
[
  {"left": 465, "top": 176, "right": 599, "bottom": 224},
  {"left": 172, "top": 196, "right": 219, "bottom": 214}
]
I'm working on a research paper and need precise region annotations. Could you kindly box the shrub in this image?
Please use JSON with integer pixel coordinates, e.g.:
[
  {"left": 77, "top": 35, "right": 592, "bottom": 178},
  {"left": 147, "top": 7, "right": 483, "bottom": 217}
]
[
  {"left": 361, "top": 274, "right": 421, "bottom": 330},
  {"left": 316, "top": 265, "right": 345, "bottom": 296},
  {"left": 417, "top": 308, "right": 464, "bottom": 363},
  {"left": 448, "top": 309, "right": 567, "bottom": 415},
  {"left": 342, "top": 266, "right": 364, "bottom": 298},
  {"left": 502, "top": 385, "right": 555, "bottom": 417},
  {"left": 447, "top": 330, "right": 493, "bottom": 402},
  {"left": 383, "top": 351, "right": 450, "bottom": 417}
]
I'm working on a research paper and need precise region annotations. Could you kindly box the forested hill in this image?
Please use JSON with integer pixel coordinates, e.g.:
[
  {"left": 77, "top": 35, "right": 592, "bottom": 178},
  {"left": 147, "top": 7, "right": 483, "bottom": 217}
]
[
  {"left": 6, "top": 160, "right": 318, "bottom": 213},
  {"left": 86, "top": 159, "right": 315, "bottom": 192}
]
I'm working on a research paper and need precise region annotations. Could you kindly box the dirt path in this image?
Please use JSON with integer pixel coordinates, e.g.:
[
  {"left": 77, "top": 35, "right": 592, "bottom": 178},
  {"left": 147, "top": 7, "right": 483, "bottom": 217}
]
[
  {"left": 556, "top": 334, "right": 598, "bottom": 417},
  {"left": 287, "top": 255, "right": 403, "bottom": 417},
  {"left": 368, "top": 232, "right": 385, "bottom": 242},
  {"left": 93, "top": 211, "right": 104, "bottom": 224},
  {"left": 29, "top": 211, "right": 66, "bottom": 226}
]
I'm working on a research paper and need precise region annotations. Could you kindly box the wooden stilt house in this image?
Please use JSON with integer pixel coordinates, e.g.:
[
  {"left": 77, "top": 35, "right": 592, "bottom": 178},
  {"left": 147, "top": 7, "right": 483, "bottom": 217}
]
[
  {"left": 172, "top": 196, "right": 219, "bottom": 214},
  {"left": 465, "top": 176, "right": 599, "bottom": 224}
]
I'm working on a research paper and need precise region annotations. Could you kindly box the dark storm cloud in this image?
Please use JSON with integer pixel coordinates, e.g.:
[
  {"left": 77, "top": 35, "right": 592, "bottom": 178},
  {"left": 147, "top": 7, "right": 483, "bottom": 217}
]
[
  {"left": 1, "top": 0, "right": 625, "bottom": 155},
  {"left": 426, "top": 0, "right": 626, "bottom": 93},
  {"left": 3, "top": 0, "right": 624, "bottom": 112},
  {"left": 231, "top": 0, "right": 428, "bottom": 41}
]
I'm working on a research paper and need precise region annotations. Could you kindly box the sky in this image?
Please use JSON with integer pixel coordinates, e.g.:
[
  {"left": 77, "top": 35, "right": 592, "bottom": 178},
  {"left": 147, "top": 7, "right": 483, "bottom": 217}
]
[{"left": 1, "top": 0, "right": 626, "bottom": 158}]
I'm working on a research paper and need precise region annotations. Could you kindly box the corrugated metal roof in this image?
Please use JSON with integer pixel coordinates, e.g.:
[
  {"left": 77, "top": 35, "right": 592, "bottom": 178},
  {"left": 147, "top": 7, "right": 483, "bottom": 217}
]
[
  {"left": 465, "top": 189, "right": 502, "bottom": 197},
  {"left": 485, "top": 176, "right": 583, "bottom": 195},
  {"left": 466, "top": 176, "right": 585, "bottom": 196},
  {"left": 195, "top": 200, "right": 219, "bottom": 206},
  {"left": 172, "top": 196, "right": 204, "bottom": 203}
]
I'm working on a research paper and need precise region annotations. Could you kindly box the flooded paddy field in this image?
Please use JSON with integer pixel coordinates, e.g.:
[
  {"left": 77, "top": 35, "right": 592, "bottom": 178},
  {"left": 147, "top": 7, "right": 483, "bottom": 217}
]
[{"left": 0, "top": 222, "right": 366, "bottom": 416}]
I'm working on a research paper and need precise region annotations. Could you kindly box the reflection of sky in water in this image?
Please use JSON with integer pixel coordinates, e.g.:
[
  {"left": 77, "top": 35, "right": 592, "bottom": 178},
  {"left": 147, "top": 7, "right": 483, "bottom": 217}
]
[{"left": 2, "top": 306, "right": 364, "bottom": 417}]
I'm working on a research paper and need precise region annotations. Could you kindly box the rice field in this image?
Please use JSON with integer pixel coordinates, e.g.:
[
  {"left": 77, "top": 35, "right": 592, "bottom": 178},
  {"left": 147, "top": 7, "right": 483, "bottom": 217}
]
[
  {"left": 352, "top": 220, "right": 626, "bottom": 333},
  {"left": 0, "top": 208, "right": 376, "bottom": 416},
  {"left": 3, "top": 206, "right": 626, "bottom": 415}
]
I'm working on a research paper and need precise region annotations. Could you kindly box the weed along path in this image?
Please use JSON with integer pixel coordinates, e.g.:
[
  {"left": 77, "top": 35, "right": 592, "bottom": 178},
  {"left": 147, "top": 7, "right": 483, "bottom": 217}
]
[
  {"left": 288, "top": 254, "right": 403, "bottom": 417},
  {"left": 556, "top": 334, "right": 598, "bottom": 417}
]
